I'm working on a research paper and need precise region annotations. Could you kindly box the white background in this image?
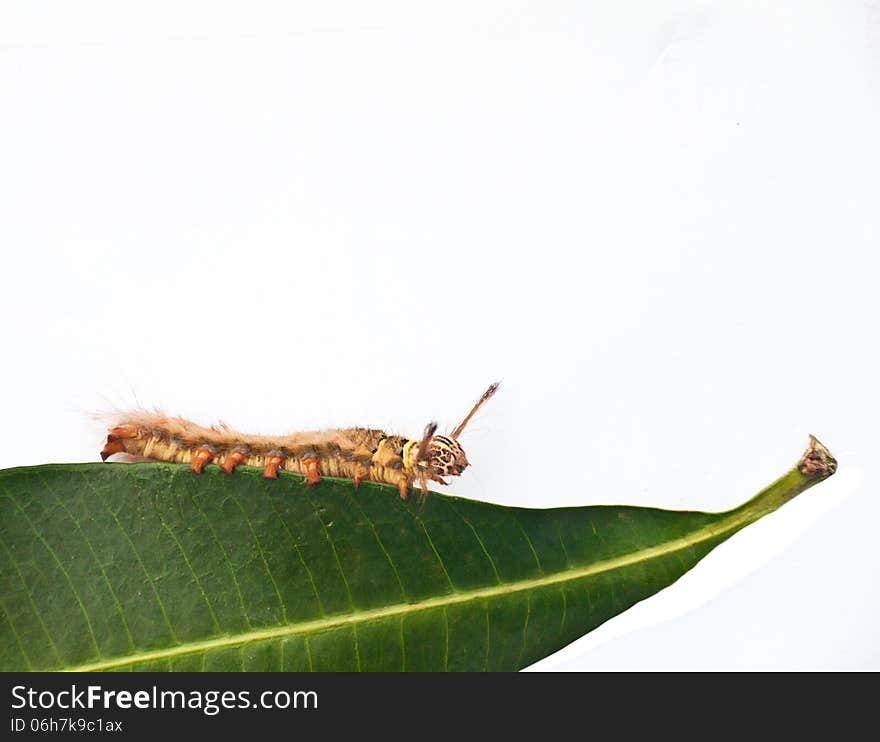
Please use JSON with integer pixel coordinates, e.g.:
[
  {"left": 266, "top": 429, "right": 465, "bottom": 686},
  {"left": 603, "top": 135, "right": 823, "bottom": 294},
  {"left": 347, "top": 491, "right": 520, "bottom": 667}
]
[{"left": 1, "top": 1, "right": 877, "bottom": 670}]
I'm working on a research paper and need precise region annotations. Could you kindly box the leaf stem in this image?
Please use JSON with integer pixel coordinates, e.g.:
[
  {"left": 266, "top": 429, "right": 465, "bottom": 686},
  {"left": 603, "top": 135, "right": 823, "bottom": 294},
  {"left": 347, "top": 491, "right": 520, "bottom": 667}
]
[{"left": 721, "top": 435, "right": 837, "bottom": 531}]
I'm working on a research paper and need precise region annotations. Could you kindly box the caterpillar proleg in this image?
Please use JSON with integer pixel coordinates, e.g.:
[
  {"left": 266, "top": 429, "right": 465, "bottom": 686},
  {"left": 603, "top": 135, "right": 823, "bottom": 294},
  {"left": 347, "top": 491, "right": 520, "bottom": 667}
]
[{"left": 101, "top": 383, "right": 499, "bottom": 499}]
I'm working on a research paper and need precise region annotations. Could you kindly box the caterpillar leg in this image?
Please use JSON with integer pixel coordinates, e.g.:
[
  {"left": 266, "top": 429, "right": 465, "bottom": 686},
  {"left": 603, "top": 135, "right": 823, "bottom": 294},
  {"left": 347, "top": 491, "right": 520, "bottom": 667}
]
[
  {"left": 221, "top": 450, "right": 247, "bottom": 474},
  {"left": 353, "top": 464, "right": 370, "bottom": 489},
  {"left": 190, "top": 448, "right": 214, "bottom": 474},
  {"left": 262, "top": 454, "right": 284, "bottom": 479},
  {"left": 303, "top": 458, "right": 321, "bottom": 485}
]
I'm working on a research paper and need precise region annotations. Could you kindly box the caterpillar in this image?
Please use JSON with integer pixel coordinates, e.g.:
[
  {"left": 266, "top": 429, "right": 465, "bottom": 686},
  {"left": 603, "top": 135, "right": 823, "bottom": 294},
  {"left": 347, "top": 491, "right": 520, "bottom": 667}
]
[{"left": 100, "top": 383, "right": 499, "bottom": 499}]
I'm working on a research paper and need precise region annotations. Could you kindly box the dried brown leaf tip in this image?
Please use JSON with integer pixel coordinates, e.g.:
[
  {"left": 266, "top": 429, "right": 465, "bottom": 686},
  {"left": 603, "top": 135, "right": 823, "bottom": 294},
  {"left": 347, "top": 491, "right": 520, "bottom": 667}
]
[{"left": 798, "top": 435, "right": 838, "bottom": 477}]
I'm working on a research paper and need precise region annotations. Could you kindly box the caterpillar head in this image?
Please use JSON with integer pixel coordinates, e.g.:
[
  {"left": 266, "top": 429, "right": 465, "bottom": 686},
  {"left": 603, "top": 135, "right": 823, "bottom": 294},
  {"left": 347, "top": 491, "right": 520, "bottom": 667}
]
[
  {"left": 425, "top": 435, "right": 469, "bottom": 478},
  {"left": 414, "top": 382, "right": 500, "bottom": 484}
]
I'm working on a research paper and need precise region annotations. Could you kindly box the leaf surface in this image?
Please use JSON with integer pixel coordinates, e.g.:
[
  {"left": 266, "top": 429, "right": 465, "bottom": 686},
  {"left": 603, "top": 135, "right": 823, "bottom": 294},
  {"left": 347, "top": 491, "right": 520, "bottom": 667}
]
[{"left": 0, "top": 441, "right": 835, "bottom": 671}]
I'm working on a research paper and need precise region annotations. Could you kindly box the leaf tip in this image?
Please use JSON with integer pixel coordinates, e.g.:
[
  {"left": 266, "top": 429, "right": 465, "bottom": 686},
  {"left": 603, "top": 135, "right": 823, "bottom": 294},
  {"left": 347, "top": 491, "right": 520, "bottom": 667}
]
[{"left": 798, "top": 435, "right": 837, "bottom": 478}]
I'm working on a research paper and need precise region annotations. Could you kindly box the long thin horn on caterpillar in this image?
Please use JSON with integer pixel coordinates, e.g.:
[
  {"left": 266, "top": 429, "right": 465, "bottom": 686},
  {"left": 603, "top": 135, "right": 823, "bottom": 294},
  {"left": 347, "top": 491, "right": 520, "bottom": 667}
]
[
  {"left": 449, "top": 381, "right": 500, "bottom": 439},
  {"left": 415, "top": 421, "right": 438, "bottom": 500},
  {"left": 416, "top": 421, "right": 438, "bottom": 463}
]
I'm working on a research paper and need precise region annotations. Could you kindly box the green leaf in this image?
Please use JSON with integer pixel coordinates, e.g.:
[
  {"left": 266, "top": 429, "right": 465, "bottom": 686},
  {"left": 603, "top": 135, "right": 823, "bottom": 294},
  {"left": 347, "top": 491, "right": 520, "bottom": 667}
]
[{"left": 0, "top": 437, "right": 836, "bottom": 671}]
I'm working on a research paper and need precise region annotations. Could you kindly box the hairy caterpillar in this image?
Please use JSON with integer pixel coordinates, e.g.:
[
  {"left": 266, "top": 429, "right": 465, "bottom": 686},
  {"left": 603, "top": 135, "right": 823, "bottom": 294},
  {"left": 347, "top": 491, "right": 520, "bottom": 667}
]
[{"left": 100, "top": 383, "right": 499, "bottom": 499}]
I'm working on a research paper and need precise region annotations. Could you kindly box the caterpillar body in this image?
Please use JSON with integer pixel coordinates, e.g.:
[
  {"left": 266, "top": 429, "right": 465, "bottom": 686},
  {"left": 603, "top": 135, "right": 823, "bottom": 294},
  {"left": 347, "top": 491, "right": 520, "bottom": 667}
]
[{"left": 100, "top": 383, "right": 499, "bottom": 499}]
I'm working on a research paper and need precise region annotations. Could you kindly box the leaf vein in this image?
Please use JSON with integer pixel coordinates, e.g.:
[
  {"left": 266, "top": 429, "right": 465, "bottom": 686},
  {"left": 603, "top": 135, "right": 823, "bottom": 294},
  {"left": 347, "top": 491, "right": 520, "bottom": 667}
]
[
  {"left": 302, "top": 489, "right": 355, "bottom": 610},
  {"left": 0, "top": 595, "right": 33, "bottom": 670},
  {"left": 448, "top": 502, "right": 502, "bottom": 584},
  {"left": 1, "top": 482, "right": 101, "bottom": 658},
  {"left": 189, "top": 492, "right": 254, "bottom": 629},
  {"left": 38, "top": 473, "right": 136, "bottom": 651},
  {"left": 512, "top": 514, "right": 544, "bottom": 574},
  {"left": 344, "top": 489, "right": 406, "bottom": 601},
  {"left": 0, "top": 530, "right": 63, "bottom": 665},
  {"left": 84, "top": 476, "right": 179, "bottom": 643},
  {"left": 229, "top": 489, "right": 288, "bottom": 624},
  {"left": 518, "top": 592, "right": 531, "bottom": 669},
  {"left": 267, "top": 497, "right": 325, "bottom": 616},
  {"left": 411, "top": 513, "right": 455, "bottom": 592},
  {"left": 157, "top": 514, "right": 222, "bottom": 634}
]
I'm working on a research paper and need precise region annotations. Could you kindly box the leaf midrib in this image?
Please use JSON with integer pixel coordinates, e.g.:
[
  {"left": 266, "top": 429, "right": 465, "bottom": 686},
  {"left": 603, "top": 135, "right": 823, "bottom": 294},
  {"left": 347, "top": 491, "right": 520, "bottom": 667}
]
[{"left": 63, "top": 506, "right": 749, "bottom": 672}]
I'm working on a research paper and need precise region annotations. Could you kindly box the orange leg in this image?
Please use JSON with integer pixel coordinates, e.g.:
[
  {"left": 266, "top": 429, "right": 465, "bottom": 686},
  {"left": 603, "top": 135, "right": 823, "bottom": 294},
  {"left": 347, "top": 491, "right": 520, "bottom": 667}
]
[
  {"left": 303, "top": 458, "right": 321, "bottom": 485},
  {"left": 418, "top": 471, "right": 429, "bottom": 498},
  {"left": 190, "top": 448, "right": 214, "bottom": 474},
  {"left": 398, "top": 476, "right": 409, "bottom": 500},
  {"left": 353, "top": 463, "right": 371, "bottom": 489},
  {"left": 263, "top": 455, "right": 284, "bottom": 479},
  {"left": 221, "top": 450, "right": 247, "bottom": 474}
]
